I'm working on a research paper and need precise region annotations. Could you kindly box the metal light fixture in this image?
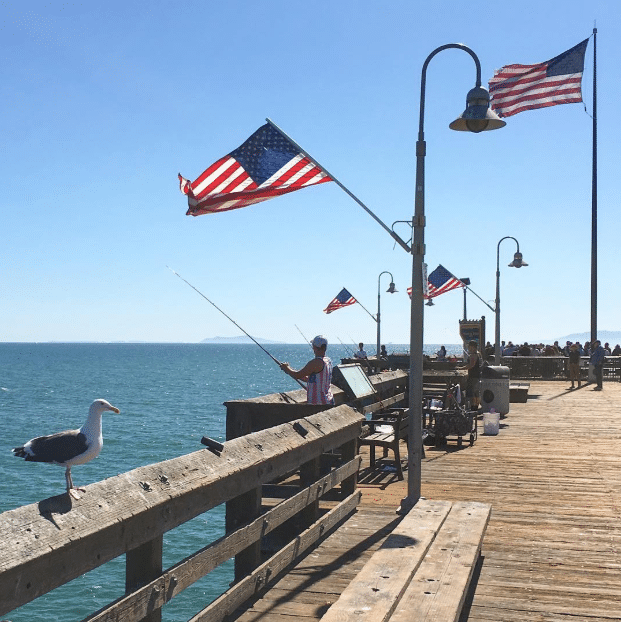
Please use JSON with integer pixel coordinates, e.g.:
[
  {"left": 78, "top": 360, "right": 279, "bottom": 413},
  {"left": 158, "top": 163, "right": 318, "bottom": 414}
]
[
  {"left": 449, "top": 86, "right": 506, "bottom": 133},
  {"left": 508, "top": 251, "right": 528, "bottom": 268},
  {"left": 495, "top": 237, "right": 528, "bottom": 364},
  {"left": 387, "top": 281, "right": 398, "bottom": 294},
  {"left": 425, "top": 298, "right": 435, "bottom": 306}
]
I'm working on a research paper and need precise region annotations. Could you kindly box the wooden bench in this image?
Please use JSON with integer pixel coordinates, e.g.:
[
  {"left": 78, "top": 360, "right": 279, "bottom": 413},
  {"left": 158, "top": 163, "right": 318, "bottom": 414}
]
[
  {"left": 510, "top": 382, "right": 530, "bottom": 403},
  {"left": 359, "top": 408, "right": 408, "bottom": 480},
  {"left": 321, "top": 498, "right": 491, "bottom": 622}
]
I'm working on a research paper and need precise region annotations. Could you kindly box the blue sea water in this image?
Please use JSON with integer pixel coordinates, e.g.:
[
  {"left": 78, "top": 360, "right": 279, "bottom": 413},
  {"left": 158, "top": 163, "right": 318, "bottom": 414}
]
[{"left": 0, "top": 342, "right": 456, "bottom": 621}]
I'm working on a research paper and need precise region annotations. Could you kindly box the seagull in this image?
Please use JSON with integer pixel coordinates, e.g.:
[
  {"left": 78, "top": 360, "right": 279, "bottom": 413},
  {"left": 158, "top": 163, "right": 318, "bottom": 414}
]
[{"left": 12, "top": 398, "right": 120, "bottom": 499}]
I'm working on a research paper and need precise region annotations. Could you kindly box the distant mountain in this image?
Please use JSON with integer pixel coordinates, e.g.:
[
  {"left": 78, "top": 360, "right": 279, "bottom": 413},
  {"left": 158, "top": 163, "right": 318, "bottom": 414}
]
[
  {"left": 554, "top": 330, "right": 621, "bottom": 344},
  {"left": 200, "top": 336, "right": 286, "bottom": 344}
]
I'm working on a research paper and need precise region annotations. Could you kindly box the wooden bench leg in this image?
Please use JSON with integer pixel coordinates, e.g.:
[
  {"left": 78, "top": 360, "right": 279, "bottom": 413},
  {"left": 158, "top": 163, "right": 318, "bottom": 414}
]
[{"left": 393, "top": 441, "right": 404, "bottom": 480}]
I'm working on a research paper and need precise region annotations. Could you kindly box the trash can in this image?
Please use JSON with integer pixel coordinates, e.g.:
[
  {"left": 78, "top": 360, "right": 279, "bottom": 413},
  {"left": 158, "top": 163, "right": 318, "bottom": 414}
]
[{"left": 480, "top": 365, "right": 510, "bottom": 415}]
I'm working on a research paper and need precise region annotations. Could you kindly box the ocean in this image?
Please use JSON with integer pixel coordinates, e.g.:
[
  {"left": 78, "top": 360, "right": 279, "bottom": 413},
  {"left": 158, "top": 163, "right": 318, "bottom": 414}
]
[{"left": 0, "top": 342, "right": 459, "bottom": 621}]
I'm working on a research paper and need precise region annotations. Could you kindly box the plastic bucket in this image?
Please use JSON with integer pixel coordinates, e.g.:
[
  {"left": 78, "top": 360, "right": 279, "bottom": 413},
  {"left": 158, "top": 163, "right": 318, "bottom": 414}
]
[{"left": 483, "top": 411, "right": 500, "bottom": 435}]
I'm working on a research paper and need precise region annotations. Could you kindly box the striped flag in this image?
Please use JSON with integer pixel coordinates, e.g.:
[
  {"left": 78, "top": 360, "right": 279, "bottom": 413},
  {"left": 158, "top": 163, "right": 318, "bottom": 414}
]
[
  {"left": 407, "top": 265, "right": 465, "bottom": 299},
  {"left": 489, "top": 39, "right": 589, "bottom": 118},
  {"left": 324, "top": 288, "right": 356, "bottom": 314},
  {"left": 179, "top": 123, "right": 332, "bottom": 216}
]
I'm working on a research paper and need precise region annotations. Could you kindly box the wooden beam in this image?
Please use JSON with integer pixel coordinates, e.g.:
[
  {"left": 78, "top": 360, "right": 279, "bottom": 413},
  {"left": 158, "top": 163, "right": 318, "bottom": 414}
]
[
  {"left": 187, "top": 492, "right": 362, "bottom": 622},
  {"left": 83, "top": 458, "right": 361, "bottom": 622}
]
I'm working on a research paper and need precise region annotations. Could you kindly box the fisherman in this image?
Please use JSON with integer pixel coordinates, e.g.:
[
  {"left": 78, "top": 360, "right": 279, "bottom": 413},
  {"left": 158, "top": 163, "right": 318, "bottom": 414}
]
[
  {"left": 280, "top": 335, "right": 334, "bottom": 405},
  {"left": 354, "top": 343, "right": 367, "bottom": 359}
]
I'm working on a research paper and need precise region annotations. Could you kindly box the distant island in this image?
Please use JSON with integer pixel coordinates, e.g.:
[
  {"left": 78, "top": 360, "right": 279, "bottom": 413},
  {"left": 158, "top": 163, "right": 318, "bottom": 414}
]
[
  {"left": 200, "top": 336, "right": 286, "bottom": 344},
  {"left": 554, "top": 330, "right": 621, "bottom": 344}
]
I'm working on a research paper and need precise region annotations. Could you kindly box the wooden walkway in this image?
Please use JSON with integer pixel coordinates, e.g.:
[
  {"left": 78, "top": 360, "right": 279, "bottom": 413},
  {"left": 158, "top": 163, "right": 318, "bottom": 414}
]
[{"left": 232, "top": 381, "right": 621, "bottom": 622}]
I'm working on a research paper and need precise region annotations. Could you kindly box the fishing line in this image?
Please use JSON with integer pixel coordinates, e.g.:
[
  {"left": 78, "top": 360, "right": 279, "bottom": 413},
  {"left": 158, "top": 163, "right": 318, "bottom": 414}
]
[
  {"left": 294, "top": 324, "right": 313, "bottom": 351},
  {"left": 167, "top": 267, "right": 306, "bottom": 389}
]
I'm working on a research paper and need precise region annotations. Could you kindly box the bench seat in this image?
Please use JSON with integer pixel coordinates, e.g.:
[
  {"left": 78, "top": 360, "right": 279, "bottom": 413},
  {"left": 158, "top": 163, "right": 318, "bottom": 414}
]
[{"left": 321, "top": 498, "right": 491, "bottom": 622}]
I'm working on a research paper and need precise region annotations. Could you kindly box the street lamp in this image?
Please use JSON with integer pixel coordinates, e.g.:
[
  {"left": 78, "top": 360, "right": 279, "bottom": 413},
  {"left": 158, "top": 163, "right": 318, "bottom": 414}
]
[
  {"left": 402, "top": 44, "right": 505, "bottom": 514},
  {"left": 377, "top": 272, "right": 397, "bottom": 361},
  {"left": 494, "top": 237, "right": 528, "bottom": 364},
  {"left": 460, "top": 277, "right": 471, "bottom": 320}
]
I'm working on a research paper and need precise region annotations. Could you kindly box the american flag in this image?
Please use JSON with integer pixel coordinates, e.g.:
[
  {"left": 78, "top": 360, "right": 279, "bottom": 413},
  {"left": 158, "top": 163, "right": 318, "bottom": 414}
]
[
  {"left": 179, "top": 123, "right": 332, "bottom": 216},
  {"left": 489, "top": 39, "right": 589, "bottom": 118},
  {"left": 324, "top": 288, "right": 357, "bottom": 314},
  {"left": 407, "top": 265, "right": 465, "bottom": 299}
]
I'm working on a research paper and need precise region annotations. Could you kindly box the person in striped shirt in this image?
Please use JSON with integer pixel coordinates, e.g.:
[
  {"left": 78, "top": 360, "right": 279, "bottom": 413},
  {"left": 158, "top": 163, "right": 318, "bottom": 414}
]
[{"left": 280, "top": 335, "right": 334, "bottom": 405}]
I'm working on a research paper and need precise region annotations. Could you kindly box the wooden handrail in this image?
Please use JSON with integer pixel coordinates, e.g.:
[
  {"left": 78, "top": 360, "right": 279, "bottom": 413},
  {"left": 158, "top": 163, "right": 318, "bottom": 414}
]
[{"left": 0, "top": 405, "right": 364, "bottom": 620}]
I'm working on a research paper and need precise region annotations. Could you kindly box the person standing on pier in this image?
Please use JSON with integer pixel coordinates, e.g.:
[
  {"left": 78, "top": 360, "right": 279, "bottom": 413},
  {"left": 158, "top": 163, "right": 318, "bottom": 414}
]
[
  {"left": 280, "top": 335, "right": 334, "bottom": 404},
  {"left": 568, "top": 343, "right": 582, "bottom": 390},
  {"left": 465, "top": 340, "right": 481, "bottom": 409},
  {"left": 589, "top": 340, "right": 606, "bottom": 391}
]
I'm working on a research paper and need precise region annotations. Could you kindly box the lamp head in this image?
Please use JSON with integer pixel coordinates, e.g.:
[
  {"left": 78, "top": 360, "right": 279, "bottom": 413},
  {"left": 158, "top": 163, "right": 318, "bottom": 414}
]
[
  {"left": 460, "top": 277, "right": 471, "bottom": 286},
  {"left": 508, "top": 251, "right": 528, "bottom": 268},
  {"left": 425, "top": 298, "right": 435, "bottom": 306},
  {"left": 387, "top": 281, "right": 398, "bottom": 294},
  {"left": 449, "top": 86, "right": 506, "bottom": 133}
]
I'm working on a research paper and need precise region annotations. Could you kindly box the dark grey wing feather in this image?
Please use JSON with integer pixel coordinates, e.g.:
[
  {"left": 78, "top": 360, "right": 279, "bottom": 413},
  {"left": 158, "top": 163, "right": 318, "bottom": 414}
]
[{"left": 22, "top": 431, "right": 88, "bottom": 464}]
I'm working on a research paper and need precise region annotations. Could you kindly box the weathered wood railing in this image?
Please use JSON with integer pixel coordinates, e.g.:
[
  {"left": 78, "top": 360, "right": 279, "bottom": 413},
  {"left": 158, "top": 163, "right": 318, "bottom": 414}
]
[
  {"left": 0, "top": 405, "right": 364, "bottom": 622},
  {"left": 224, "top": 368, "right": 409, "bottom": 441}
]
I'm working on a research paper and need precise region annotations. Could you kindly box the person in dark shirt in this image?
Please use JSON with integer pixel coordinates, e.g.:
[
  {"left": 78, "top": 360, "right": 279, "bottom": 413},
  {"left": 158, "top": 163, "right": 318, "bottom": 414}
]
[
  {"left": 589, "top": 340, "right": 606, "bottom": 391},
  {"left": 568, "top": 343, "right": 581, "bottom": 390},
  {"left": 464, "top": 340, "right": 481, "bottom": 409}
]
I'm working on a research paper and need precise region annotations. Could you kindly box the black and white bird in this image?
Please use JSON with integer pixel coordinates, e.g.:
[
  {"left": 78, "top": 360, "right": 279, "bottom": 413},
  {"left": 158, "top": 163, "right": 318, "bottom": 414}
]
[{"left": 12, "top": 398, "right": 120, "bottom": 499}]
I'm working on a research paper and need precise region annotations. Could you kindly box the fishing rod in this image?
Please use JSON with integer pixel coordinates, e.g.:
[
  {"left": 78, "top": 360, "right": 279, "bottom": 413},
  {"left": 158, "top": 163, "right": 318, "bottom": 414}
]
[
  {"left": 167, "top": 267, "right": 306, "bottom": 389},
  {"left": 337, "top": 337, "right": 354, "bottom": 356},
  {"left": 294, "top": 324, "right": 313, "bottom": 351}
]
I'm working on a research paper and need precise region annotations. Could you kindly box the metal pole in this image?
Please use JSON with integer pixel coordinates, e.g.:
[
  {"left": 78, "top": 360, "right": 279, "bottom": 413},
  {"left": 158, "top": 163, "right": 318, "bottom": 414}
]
[
  {"left": 591, "top": 27, "right": 598, "bottom": 344},
  {"left": 265, "top": 118, "right": 412, "bottom": 254},
  {"left": 401, "top": 43, "right": 484, "bottom": 514},
  {"left": 376, "top": 271, "right": 395, "bottom": 359},
  {"left": 494, "top": 237, "right": 520, "bottom": 365},
  {"left": 377, "top": 282, "right": 381, "bottom": 361}
]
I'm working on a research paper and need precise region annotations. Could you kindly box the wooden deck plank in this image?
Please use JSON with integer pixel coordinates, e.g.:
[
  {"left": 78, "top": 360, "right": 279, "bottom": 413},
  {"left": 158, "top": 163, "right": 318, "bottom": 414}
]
[{"left": 229, "top": 381, "right": 621, "bottom": 622}]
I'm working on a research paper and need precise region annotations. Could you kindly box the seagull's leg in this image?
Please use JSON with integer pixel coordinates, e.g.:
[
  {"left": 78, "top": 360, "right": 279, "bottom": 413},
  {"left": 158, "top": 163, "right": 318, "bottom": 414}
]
[{"left": 66, "top": 466, "right": 83, "bottom": 499}]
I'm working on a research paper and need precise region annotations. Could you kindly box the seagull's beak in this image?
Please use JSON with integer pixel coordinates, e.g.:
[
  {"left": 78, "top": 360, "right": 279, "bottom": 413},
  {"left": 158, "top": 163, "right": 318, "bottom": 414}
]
[{"left": 109, "top": 405, "right": 120, "bottom": 414}]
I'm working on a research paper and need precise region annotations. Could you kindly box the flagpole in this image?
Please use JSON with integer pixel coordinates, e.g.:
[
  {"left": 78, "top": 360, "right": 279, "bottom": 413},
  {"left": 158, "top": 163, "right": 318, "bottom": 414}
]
[
  {"left": 266, "top": 118, "right": 412, "bottom": 254},
  {"left": 352, "top": 296, "right": 377, "bottom": 323},
  {"left": 463, "top": 284, "right": 495, "bottom": 313},
  {"left": 590, "top": 26, "right": 598, "bottom": 344}
]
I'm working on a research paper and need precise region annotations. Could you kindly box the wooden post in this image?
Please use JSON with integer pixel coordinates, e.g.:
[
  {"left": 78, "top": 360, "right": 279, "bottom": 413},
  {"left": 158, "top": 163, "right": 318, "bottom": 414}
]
[
  {"left": 227, "top": 488, "right": 262, "bottom": 582},
  {"left": 126, "top": 536, "right": 163, "bottom": 622},
  {"left": 340, "top": 439, "right": 358, "bottom": 497},
  {"left": 299, "top": 457, "right": 321, "bottom": 527}
]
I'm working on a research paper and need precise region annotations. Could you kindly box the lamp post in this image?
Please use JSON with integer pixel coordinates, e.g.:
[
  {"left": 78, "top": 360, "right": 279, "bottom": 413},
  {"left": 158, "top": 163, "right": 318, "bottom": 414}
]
[
  {"left": 377, "top": 272, "right": 397, "bottom": 361},
  {"left": 402, "top": 44, "right": 505, "bottom": 514},
  {"left": 494, "top": 237, "right": 528, "bottom": 364},
  {"left": 460, "top": 277, "right": 471, "bottom": 320}
]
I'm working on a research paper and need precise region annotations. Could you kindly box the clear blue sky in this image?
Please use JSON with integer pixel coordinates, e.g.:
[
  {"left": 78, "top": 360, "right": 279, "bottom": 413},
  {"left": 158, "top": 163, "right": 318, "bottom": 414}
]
[{"left": 2, "top": 0, "right": 620, "bottom": 347}]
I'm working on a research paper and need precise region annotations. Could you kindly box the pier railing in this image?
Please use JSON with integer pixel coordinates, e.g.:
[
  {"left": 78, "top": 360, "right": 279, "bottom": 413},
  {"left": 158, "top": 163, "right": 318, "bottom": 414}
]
[
  {"left": 499, "top": 355, "right": 621, "bottom": 381},
  {"left": 0, "top": 405, "right": 364, "bottom": 622}
]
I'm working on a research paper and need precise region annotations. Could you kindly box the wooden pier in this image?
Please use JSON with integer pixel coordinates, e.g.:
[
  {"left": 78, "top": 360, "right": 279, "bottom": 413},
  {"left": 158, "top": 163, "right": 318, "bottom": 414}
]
[
  {"left": 2, "top": 376, "right": 620, "bottom": 621},
  {"left": 232, "top": 380, "right": 621, "bottom": 622}
]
